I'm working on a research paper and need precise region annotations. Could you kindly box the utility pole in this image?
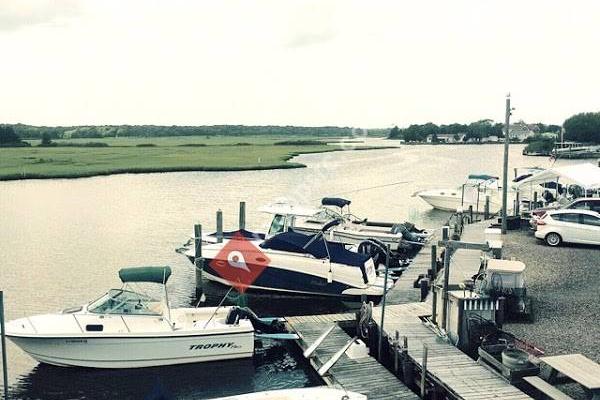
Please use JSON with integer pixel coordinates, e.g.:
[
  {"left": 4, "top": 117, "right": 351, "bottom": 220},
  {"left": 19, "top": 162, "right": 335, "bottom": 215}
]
[{"left": 501, "top": 94, "right": 511, "bottom": 234}]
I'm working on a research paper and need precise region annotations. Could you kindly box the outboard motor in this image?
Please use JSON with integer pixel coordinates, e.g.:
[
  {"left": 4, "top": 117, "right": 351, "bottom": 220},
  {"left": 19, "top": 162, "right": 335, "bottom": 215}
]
[{"left": 225, "top": 307, "right": 286, "bottom": 334}]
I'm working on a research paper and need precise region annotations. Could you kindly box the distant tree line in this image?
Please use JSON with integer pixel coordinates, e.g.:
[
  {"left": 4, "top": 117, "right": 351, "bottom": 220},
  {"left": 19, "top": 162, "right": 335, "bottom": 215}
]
[
  {"left": 563, "top": 112, "right": 600, "bottom": 143},
  {"left": 388, "top": 120, "right": 561, "bottom": 142},
  {"left": 5, "top": 124, "right": 358, "bottom": 140},
  {"left": 0, "top": 125, "right": 30, "bottom": 147},
  {"left": 388, "top": 120, "right": 505, "bottom": 142}
]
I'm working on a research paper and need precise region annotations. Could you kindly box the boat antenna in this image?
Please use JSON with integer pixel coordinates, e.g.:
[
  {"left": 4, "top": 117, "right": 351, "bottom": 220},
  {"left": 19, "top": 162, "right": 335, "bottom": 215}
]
[
  {"left": 203, "top": 285, "right": 235, "bottom": 329},
  {"left": 163, "top": 268, "right": 171, "bottom": 323}
]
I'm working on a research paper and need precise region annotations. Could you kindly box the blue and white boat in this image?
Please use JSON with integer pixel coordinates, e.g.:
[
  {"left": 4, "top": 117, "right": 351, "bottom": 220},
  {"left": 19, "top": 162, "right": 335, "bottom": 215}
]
[{"left": 182, "top": 229, "right": 392, "bottom": 300}]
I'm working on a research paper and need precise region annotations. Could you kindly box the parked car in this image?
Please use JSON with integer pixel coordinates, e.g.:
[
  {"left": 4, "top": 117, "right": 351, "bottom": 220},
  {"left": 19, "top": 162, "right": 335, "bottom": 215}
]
[
  {"left": 530, "top": 198, "right": 600, "bottom": 229},
  {"left": 534, "top": 209, "right": 600, "bottom": 246}
]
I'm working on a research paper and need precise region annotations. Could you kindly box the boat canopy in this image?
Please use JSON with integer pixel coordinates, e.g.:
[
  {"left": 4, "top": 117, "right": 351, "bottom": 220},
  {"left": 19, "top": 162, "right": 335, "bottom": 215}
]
[
  {"left": 321, "top": 197, "right": 351, "bottom": 208},
  {"left": 260, "top": 230, "right": 369, "bottom": 268},
  {"left": 118, "top": 266, "right": 172, "bottom": 284},
  {"left": 467, "top": 174, "right": 499, "bottom": 181},
  {"left": 515, "top": 163, "right": 600, "bottom": 190}
]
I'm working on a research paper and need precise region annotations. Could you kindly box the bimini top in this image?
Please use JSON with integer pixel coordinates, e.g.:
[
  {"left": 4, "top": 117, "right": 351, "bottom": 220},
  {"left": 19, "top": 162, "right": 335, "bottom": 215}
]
[
  {"left": 321, "top": 197, "right": 351, "bottom": 208},
  {"left": 119, "top": 266, "right": 172, "bottom": 284},
  {"left": 260, "top": 230, "right": 369, "bottom": 268},
  {"left": 467, "top": 174, "right": 499, "bottom": 181}
]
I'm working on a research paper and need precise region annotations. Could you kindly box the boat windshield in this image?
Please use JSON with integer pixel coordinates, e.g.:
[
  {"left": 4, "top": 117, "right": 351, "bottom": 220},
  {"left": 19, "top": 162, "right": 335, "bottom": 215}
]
[{"left": 87, "top": 289, "right": 163, "bottom": 316}]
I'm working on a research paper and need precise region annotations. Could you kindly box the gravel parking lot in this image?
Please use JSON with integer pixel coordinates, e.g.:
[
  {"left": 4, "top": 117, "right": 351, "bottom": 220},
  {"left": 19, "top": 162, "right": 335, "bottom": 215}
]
[{"left": 502, "top": 229, "right": 599, "bottom": 397}]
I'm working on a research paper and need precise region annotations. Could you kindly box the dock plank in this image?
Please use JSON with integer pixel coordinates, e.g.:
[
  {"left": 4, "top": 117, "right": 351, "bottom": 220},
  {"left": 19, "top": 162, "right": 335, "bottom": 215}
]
[{"left": 287, "top": 319, "right": 419, "bottom": 400}]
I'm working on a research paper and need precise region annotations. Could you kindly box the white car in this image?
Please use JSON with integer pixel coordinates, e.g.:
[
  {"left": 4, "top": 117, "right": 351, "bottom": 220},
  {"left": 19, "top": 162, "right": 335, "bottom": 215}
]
[{"left": 535, "top": 209, "right": 600, "bottom": 246}]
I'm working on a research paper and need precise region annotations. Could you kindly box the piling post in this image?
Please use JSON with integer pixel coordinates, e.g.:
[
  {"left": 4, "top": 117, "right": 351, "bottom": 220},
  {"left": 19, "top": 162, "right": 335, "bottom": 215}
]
[
  {"left": 194, "top": 224, "right": 204, "bottom": 299},
  {"left": 468, "top": 205, "right": 473, "bottom": 224},
  {"left": 496, "top": 297, "right": 506, "bottom": 329},
  {"left": 216, "top": 210, "right": 223, "bottom": 243},
  {"left": 378, "top": 245, "right": 391, "bottom": 360},
  {"left": 431, "top": 287, "right": 438, "bottom": 325},
  {"left": 441, "top": 243, "right": 452, "bottom": 331},
  {"left": 1, "top": 291, "right": 8, "bottom": 400},
  {"left": 430, "top": 244, "right": 437, "bottom": 278},
  {"left": 442, "top": 226, "right": 449, "bottom": 241},
  {"left": 401, "top": 336, "right": 414, "bottom": 386},
  {"left": 484, "top": 196, "right": 489, "bottom": 219},
  {"left": 420, "top": 344, "right": 428, "bottom": 398},
  {"left": 394, "top": 330, "right": 400, "bottom": 375},
  {"left": 533, "top": 191, "right": 538, "bottom": 209},
  {"left": 514, "top": 191, "right": 520, "bottom": 217},
  {"left": 239, "top": 201, "right": 246, "bottom": 230},
  {"left": 420, "top": 278, "right": 429, "bottom": 301}
]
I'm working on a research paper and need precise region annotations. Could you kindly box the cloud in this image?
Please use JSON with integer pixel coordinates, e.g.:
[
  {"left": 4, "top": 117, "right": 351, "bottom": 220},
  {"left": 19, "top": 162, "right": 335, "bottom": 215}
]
[
  {"left": 0, "top": 0, "right": 81, "bottom": 32},
  {"left": 287, "top": 30, "right": 336, "bottom": 48},
  {"left": 284, "top": 1, "right": 336, "bottom": 48}
]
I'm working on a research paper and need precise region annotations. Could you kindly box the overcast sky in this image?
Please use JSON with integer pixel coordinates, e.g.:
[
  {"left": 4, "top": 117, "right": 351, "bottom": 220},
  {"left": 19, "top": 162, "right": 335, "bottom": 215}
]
[{"left": 1, "top": 0, "right": 599, "bottom": 128}]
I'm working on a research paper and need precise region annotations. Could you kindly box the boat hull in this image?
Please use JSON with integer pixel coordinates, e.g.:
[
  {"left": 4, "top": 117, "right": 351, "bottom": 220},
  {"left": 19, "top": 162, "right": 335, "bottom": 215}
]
[
  {"left": 7, "top": 331, "right": 254, "bottom": 368},
  {"left": 211, "top": 387, "right": 366, "bottom": 400},
  {"left": 200, "top": 266, "right": 386, "bottom": 300},
  {"left": 417, "top": 191, "right": 504, "bottom": 214}
]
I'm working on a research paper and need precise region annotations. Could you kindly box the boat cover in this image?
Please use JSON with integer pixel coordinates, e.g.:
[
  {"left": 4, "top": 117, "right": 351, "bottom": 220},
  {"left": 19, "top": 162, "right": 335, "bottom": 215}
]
[
  {"left": 119, "top": 266, "right": 172, "bottom": 284},
  {"left": 260, "top": 230, "right": 369, "bottom": 268},
  {"left": 468, "top": 174, "right": 499, "bottom": 181},
  {"left": 321, "top": 197, "right": 351, "bottom": 208}
]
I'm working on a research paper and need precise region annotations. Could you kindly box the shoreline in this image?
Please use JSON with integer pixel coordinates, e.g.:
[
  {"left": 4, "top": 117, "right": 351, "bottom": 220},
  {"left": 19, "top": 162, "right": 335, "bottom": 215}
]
[{"left": 0, "top": 145, "right": 396, "bottom": 182}]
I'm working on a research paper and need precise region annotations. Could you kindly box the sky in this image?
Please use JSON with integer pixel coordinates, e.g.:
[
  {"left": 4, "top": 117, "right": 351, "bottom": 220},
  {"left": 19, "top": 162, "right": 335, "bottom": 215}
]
[{"left": 0, "top": 0, "right": 599, "bottom": 128}]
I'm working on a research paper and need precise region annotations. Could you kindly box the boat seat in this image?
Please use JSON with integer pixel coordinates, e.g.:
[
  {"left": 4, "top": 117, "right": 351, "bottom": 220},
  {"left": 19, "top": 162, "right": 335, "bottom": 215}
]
[{"left": 523, "top": 376, "right": 574, "bottom": 400}]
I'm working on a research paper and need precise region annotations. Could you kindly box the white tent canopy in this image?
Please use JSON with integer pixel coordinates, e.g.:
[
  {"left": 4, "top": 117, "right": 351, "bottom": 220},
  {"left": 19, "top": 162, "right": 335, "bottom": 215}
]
[{"left": 516, "top": 163, "right": 600, "bottom": 190}]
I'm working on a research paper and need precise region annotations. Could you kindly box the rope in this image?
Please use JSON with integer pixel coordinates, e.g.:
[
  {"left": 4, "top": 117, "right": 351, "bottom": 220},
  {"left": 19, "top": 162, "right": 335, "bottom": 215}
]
[{"left": 313, "top": 180, "right": 412, "bottom": 200}]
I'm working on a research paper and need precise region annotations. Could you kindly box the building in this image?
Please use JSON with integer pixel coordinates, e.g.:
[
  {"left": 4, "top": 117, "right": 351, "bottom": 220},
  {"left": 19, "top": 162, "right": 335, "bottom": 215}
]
[
  {"left": 508, "top": 122, "right": 535, "bottom": 142},
  {"left": 426, "top": 133, "right": 466, "bottom": 143}
]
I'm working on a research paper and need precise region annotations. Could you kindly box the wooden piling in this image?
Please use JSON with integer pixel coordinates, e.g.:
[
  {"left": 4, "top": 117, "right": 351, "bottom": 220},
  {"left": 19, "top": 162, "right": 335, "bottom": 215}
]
[
  {"left": 515, "top": 191, "right": 520, "bottom": 216},
  {"left": 468, "top": 205, "right": 473, "bottom": 224},
  {"left": 419, "top": 278, "right": 429, "bottom": 302},
  {"left": 430, "top": 244, "right": 437, "bottom": 277},
  {"left": 421, "top": 344, "right": 428, "bottom": 398},
  {"left": 216, "top": 210, "right": 223, "bottom": 243},
  {"left": 401, "top": 336, "right": 414, "bottom": 387},
  {"left": 441, "top": 242, "right": 451, "bottom": 331},
  {"left": 1, "top": 291, "right": 8, "bottom": 400},
  {"left": 533, "top": 191, "right": 538, "bottom": 209},
  {"left": 194, "top": 224, "right": 204, "bottom": 299},
  {"left": 484, "top": 195, "right": 490, "bottom": 219},
  {"left": 431, "top": 288, "right": 438, "bottom": 325},
  {"left": 394, "top": 330, "right": 400, "bottom": 374},
  {"left": 239, "top": 201, "right": 246, "bottom": 230}
]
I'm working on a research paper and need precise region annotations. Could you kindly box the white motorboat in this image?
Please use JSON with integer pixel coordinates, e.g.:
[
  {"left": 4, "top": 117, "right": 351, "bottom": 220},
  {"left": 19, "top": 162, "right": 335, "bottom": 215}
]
[
  {"left": 5, "top": 266, "right": 255, "bottom": 368},
  {"left": 182, "top": 229, "right": 393, "bottom": 300},
  {"left": 259, "top": 198, "right": 431, "bottom": 254},
  {"left": 210, "top": 387, "right": 366, "bottom": 400},
  {"left": 417, "top": 174, "right": 509, "bottom": 214}
]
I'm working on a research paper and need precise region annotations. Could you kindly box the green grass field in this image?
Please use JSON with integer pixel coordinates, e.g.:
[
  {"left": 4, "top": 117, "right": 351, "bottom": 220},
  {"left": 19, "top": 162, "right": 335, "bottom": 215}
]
[{"left": 0, "top": 135, "right": 374, "bottom": 180}]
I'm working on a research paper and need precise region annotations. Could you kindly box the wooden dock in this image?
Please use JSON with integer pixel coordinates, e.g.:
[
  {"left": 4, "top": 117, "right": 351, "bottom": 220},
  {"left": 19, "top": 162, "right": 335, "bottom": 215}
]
[
  {"left": 372, "top": 304, "right": 532, "bottom": 400},
  {"left": 285, "top": 220, "right": 536, "bottom": 399},
  {"left": 287, "top": 314, "right": 419, "bottom": 400}
]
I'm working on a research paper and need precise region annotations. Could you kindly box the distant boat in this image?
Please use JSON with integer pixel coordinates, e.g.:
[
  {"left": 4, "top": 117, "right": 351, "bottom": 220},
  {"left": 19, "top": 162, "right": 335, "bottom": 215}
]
[
  {"left": 5, "top": 266, "right": 255, "bottom": 368},
  {"left": 416, "top": 174, "right": 508, "bottom": 214},
  {"left": 552, "top": 143, "right": 600, "bottom": 159},
  {"left": 259, "top": 197, "right": 432, "bottom": 255},
  {"left": 210, "top": 387, "right": 366, "bottom": 400}
]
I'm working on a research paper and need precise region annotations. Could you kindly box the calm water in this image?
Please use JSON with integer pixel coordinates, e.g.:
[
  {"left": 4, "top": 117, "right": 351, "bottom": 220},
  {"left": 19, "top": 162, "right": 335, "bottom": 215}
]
[{"left": 0, "top": 143, "right": 581, "bottom": 399}]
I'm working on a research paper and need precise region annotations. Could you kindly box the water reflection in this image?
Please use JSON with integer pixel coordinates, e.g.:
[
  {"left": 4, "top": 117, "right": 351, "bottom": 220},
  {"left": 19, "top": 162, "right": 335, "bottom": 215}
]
[
  {"left": 9, "top": 341, "right": 318, "bottom": 400},
  {"left": 1, "top": 144, "right": 581, "bottom": 399}
]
